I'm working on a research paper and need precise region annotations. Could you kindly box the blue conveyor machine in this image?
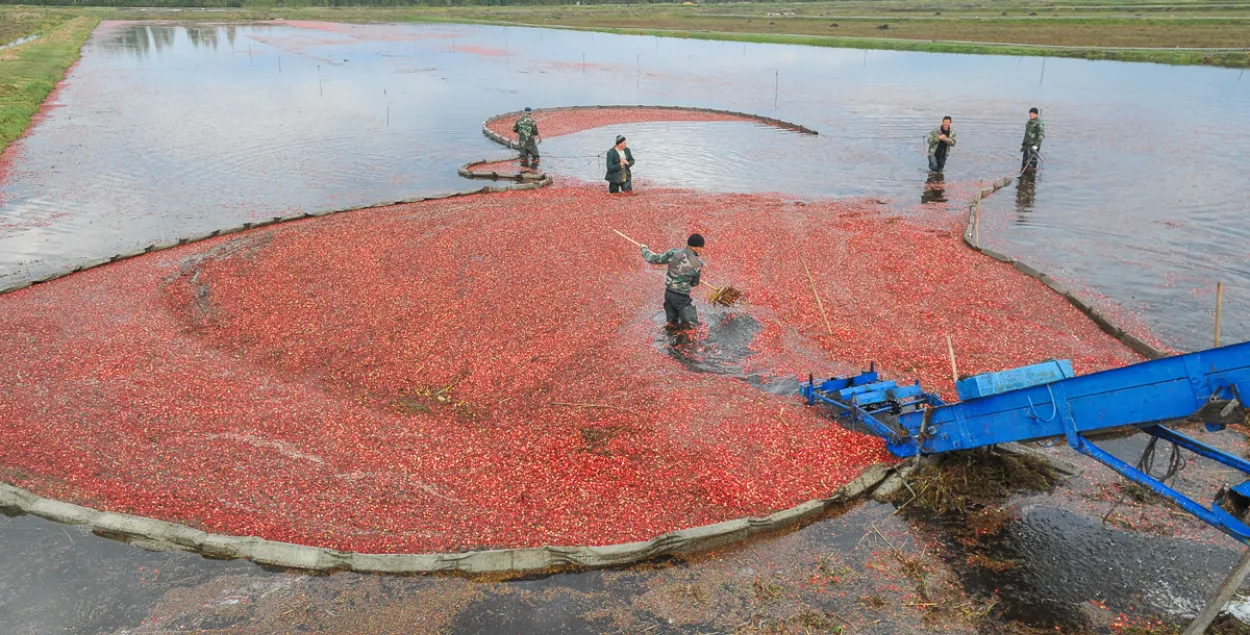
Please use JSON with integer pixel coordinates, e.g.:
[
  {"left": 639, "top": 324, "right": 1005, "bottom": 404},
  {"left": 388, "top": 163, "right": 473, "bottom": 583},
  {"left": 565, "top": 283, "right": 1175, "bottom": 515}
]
[{"left": 800, "top": 342, "right": 1250, "bottom": 542}]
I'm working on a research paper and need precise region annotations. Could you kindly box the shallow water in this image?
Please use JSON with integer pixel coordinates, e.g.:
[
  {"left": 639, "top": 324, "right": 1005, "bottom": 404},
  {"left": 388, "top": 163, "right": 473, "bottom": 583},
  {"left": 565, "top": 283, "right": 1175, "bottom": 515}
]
[
  {"left": 0, "top": 505, "right": 923, "bottom": 635},
  {"left": 0, "top": 33, "right": 39, "bottom": 51},
  {"left": 5, "top": 470, "right": 1247, "bottom": 634},
  {"left": 2, "top": 21, "right": 1247, "bottom": 352}
]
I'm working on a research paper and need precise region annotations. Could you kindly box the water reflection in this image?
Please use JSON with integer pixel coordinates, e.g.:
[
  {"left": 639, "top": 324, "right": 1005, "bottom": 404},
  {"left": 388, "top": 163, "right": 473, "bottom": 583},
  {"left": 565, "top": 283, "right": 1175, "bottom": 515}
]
[
  {"left": 2, "top": 20, "right": 1249, "bottom": 353},
  {"left": 1015, "top": 169, "right": 1038, "bottom": 221},
  {"left": 920, "top": 171, "right": 948, "bottom": 204},
  {"left": 113, "top": 25, "right": 177, "bottom": 57},
  {"left": 185, "top": 25, "right": 219, "bottom": 50}
]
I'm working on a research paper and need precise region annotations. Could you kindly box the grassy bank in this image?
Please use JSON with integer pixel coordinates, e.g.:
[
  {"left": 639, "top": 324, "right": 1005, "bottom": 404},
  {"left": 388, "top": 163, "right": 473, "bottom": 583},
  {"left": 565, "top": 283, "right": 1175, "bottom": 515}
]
[
  {"left": 443, "top": 6, "right": 1250, "bottom": 49},
  {"left": 0, "top": 6, "right": 69, "bottom": 44},
  {"left": 410, "top": 1, "right": 1250, "bottom": 66},
  {"left": 84, "top": 2, "right": 1250, "bottom": 68},
  {"left": 0, "top": 16, "right": 98, "bottom": 155},
  {"left": 1, "top": 2, "right": 1248, "bottom": 75},
  {"left": 571, "top": 26, "right": 1250, "bottom": 67}
]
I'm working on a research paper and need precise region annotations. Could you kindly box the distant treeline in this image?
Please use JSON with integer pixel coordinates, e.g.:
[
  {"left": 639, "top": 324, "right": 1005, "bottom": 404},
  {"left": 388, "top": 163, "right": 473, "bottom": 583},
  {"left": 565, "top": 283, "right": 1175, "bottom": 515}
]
[{"left": 0, "top": 0, "right": 701, "bottom": 7}]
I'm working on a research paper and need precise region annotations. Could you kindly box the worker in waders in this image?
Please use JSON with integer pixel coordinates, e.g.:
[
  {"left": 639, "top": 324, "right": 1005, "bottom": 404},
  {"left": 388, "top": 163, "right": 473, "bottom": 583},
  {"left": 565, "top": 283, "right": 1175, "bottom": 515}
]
[
  {"left": 926, "top": 116, "right": 956, "bottom": 173},
  {"left": 605, "top": 135, "right": 635, "bottom": 193},
  {"left": 1021, "top": 107, "right": 1045, "bottom": 172},
  {"left": 513, "top": 107, "right": 541, "bottom": 169},
  {"left": 639, "top": 233, "right": 704, "bottom": 328}
]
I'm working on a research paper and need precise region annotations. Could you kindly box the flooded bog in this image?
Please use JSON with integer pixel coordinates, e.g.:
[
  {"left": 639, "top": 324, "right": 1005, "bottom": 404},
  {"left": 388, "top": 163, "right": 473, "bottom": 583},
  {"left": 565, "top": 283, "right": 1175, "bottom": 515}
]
[
  {"left": 1, "top": 17, "right": 1249, "bottom": 635},
  {"left": 1, "top": 21, "right": 1247, "bottom": 355}
]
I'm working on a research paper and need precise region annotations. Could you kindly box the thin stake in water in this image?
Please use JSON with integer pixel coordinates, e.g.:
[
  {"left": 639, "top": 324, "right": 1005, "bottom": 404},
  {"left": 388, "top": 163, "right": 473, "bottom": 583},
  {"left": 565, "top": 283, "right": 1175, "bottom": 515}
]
[
  {"left": 1183, "top": 548, "right": 1250, "bottom": 635},
  {"left": 1040, "top": 57, "right": 1047, "bottom": 85},
  {"left": 801, "top": 255, "right": 833, "bottom": 336},
  {"left": 1215, "top": 281, "right": 1224, "bottom": 347},
  {"left": 774, "top": 69, "right": 779, "bottom": 108},
  {"left": 277, "top": 55, "right": 281, "bottom": 74},
  {"left": 947, "top": 334, "right": 960, "bottom": 390}
]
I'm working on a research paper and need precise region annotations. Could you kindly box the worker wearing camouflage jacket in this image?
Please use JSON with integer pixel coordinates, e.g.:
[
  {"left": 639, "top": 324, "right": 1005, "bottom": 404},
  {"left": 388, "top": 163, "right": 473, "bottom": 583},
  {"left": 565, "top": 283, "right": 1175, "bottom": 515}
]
[
  {"left": 513, "top": 107, "right": 541, "bottom": 169},
  {"left": 640, "top": 233, "right": 705, "bottom": 327},
  {"left": 1021, "top": 107, "right": 1045, "bottom": 171},
  {"left": 926, "top": 116, "right": 957, "bottom": 173}
]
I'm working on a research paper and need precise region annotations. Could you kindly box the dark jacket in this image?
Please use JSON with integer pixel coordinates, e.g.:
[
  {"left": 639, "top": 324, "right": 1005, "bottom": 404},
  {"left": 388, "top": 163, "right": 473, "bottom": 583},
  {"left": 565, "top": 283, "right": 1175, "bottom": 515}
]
[
  {"left": 605, "top": 147, "right": 635, "bottom": 184},
  {"left": 926, "top": 126, "right": 956, "bottom": 157}
]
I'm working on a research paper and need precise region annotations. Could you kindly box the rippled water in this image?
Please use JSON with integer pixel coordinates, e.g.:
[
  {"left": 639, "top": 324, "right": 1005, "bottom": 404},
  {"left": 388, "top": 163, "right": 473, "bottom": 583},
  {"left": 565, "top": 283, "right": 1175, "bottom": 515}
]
[{"left": 2, "top": 21, "right": 1247, "bottom": 353}]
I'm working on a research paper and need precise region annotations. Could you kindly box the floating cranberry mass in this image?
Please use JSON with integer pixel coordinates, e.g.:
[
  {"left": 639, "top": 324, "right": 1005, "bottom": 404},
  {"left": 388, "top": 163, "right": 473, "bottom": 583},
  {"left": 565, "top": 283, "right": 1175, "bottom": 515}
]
[{"left": 0, "top": 109, "right": 1141, "bottom": 554}]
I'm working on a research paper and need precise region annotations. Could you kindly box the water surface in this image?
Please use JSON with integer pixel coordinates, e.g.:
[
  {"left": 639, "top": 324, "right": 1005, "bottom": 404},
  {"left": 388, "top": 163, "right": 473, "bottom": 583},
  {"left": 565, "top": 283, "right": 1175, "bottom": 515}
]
[
  {"left": 2, "top": 21, "right": 1247, "bottom": 352},
  {"left": 3, "top": 23, "right": 1250, "bottom": 632}
]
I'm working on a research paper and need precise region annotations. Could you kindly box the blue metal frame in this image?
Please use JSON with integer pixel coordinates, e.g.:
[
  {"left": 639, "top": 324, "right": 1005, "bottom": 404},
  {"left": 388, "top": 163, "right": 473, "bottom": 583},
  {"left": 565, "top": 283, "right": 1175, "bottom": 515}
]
[
  {"left": 891, "top": 342, "right": 1250, "bottom": 456},
  {"left": 801, "top": 342, "right": 1250, "bottom": 544},
  {"left": 800, "top": 364, "right": 945, "bottom": 445}
]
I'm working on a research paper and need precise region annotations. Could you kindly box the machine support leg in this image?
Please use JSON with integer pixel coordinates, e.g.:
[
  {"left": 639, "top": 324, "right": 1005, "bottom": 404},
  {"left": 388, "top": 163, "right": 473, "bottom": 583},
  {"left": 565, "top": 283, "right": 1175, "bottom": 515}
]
[
  {"left": 1143, "top": 425, "right": 1250, "bottom": 474},
  {"left": 1068, "top": 434, "right": 1250, "bottom": 541},
  {"left": 1183, "top": 547, "right": 1250, "bottom": 635}
]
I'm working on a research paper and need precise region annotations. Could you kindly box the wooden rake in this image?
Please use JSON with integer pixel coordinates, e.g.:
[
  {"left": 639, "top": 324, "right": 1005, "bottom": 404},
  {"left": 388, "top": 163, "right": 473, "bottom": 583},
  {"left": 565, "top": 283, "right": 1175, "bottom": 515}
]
[{"left": 612, "top": 228, "right": 743, "bottom": 307}]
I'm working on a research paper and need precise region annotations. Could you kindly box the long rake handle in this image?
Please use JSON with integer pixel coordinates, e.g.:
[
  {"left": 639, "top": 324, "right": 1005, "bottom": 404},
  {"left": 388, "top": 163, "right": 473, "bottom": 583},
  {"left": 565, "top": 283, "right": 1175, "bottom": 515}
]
[
  {"left": 611, "top": 228, "right": 643, "bottom": 248},
  {"left": 611, "top": 228, "right": 723, "bottom": 292},
  {"left": 800, "top": 255, "right": 834, "bottom": 337}
]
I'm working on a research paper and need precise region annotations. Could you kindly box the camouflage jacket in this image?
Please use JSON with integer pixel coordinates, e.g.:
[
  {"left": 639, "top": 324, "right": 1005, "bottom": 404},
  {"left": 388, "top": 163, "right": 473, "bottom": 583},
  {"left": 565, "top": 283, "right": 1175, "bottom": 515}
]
[
  {"left": 1022, "top": 118, "right": 1045, "bottom": 151},
  {"left": 641, "top": 245, "right": 703, "bottom": 295},
  {"left": 513, "top": 114, "right": 539, "bottom": 145},
  {"left": 926, "top": 126, "right": 956, "bottom": 156}
]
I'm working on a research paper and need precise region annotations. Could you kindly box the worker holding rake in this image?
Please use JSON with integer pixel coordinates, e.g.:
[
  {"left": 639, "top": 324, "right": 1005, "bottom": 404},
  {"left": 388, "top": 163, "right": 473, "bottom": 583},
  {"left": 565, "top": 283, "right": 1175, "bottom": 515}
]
[
  {"left": 612, "top": 228, "right": 741, "bottom": 325},
  {"left": 640, "top": 233, "right": 706, "bottom": 328}
]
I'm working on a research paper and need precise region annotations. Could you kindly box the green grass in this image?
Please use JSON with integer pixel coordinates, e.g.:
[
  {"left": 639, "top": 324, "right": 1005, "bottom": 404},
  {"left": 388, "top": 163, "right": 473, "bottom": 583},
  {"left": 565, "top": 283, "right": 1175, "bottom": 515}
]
[
  {"left": 574, "top": 26, "right": 1250, "bottom": 67},
  {"left": 470, "top": 13, "right": 1250, "bottom": 48},
  {"left": 0, "top": 17, "right": 98, "bottom": 155},
  {"left": 0, "top": 7, "right": 69, "bottom": 44},
  {"left": 70, "top": 2, "right": 1245, "bottom": 67}
]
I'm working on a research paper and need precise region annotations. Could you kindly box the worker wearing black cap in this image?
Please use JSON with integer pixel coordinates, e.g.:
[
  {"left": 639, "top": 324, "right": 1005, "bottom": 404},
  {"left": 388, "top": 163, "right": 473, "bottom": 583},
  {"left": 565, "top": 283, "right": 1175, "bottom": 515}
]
[
  {"left": 640, "top": 234, "right": 705, "bottom": 327},
  {"left": 1021, "top": 107, "right": 1045, "bottom": 172},
  {"left": 605, "top": 135, "right": 635, "bottom": 193}
]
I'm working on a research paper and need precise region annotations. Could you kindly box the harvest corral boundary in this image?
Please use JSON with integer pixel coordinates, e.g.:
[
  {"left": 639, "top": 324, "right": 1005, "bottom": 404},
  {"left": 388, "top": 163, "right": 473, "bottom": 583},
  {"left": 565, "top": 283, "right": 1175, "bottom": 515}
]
[{"left": 0, "top": 105, "right": 1156, "bottom": 572}]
